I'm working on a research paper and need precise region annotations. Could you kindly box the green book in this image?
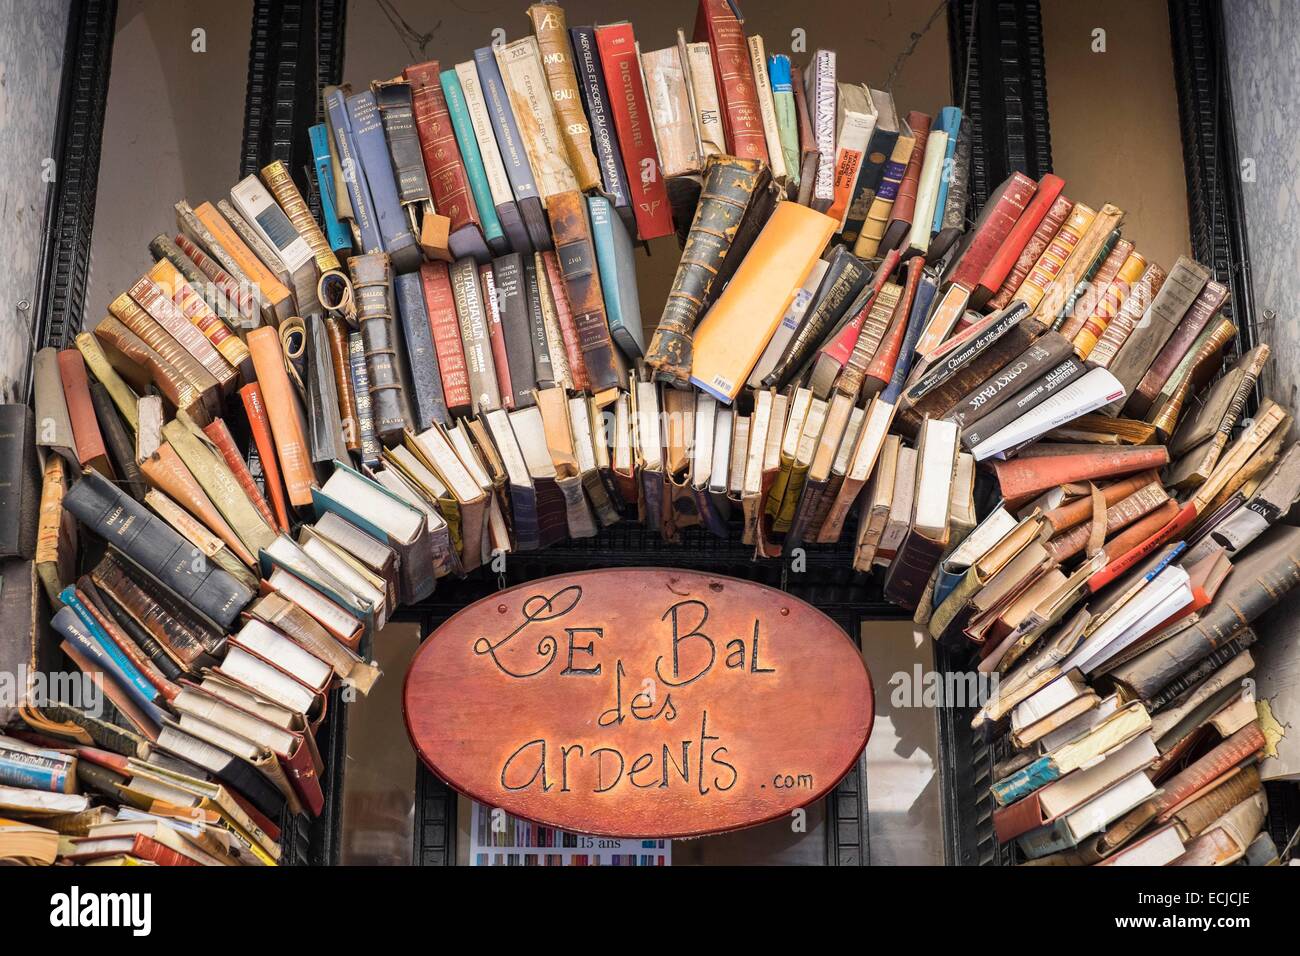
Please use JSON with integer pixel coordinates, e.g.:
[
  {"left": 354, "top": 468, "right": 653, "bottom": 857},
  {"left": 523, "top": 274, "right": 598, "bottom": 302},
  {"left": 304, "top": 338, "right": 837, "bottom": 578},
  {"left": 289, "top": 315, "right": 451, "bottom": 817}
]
[{"left": 439, "top": 68, "right": 505, "bottom": 249}]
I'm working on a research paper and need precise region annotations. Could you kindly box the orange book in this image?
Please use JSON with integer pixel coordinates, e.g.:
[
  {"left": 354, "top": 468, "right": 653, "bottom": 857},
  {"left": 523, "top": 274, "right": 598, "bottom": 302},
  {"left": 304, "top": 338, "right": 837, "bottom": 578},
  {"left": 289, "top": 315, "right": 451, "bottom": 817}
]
[
  {"left": 193, "top": 201, "right": 293, "bottom": 324},
  {"left": 1088, "top": 500, "right": 1199, "bottom": 593},
  {"left": 202, "top": 418, "right": 279, "bottom": 532},
  {"left": 56, "top": 348, "right": 114, "bottom": 477},
  {"left": 689, "top": 202, "right": 838, "bottom": 403},
  {"left": 240, "top": 383, "right": 291, "bottom": 531},
  {"left": 991, "top": 445, "right": 1170, "bottom": 506},
  {"left": 246, "top": 329, "right": 315, "bottom": 508},
  {"left": 139, "top": 442, "right": 257, "bottom": 567}
]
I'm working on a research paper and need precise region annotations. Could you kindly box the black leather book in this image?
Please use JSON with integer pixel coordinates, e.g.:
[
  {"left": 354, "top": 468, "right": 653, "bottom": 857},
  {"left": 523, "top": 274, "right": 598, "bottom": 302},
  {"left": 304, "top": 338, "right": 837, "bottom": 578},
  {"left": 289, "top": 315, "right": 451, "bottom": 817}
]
[
  {"left": 524, "top": 255, "right": 555, "bottom": 389},
  {"left": 374, "top": 79, "right": 433, "bottom": 208},
  {"left": 87, "top": 383, "right": 146, "bottom": 501},
  {"left": 350, "top": 252, "right": 415, "bottom": 445},
  {"left": 63, "top": 471, "right": 254, "bottom": 629},
  {"left": 491, "top": 254, "right": 539, "bottom": 408},
  {"left": 394, "top": 271, "right": 451, "bottom": 428},
  {"left": 0, "top": 405, "right": 40, "bottom": 559}
]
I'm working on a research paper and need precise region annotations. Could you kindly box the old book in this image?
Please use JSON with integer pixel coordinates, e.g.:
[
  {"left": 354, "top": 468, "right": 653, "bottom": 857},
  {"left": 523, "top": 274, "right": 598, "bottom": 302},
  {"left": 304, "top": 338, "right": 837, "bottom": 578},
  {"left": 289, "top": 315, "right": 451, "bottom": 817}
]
[
  {"left": 401, "top": 62, "right": 489, "bottom": 263},
  {"left": 540, "top": 249, "right": 589, "bottom": 390},
  {"left": 694, "top": 0, "right": 768, "bottom": 164},
  {"left": 1029, "top": 202, "right": 1124, "bottom": 326},
  {"left": 790, "top": 63, "right": 820, "bottom": 206},
  {"left": 801, "top": 49, "right": 836, "bottom": 210},
  {"left": 967, "top": 364, "right": 1120, "bottom": 460},
  {"left": 744, "top": 35, "right": 785, "bottom": 187},
  {"left": 588, "top": 194, "right": 644, "bottom": 361},
  {"left": 127, "top": 275, "right": 236, "bottom": 396},
  {"left": 1190, "top": 398, "right": 1289, "bottom": 515},
  {"left": 1170, "top": 345, "right": 1269, "bottom": 462},
  {"left": 852, "top": 129, "right": 916, "bottom": 259},
  {"left": 840, "top": 87, "right": 899, "bottom": 243},
  {"left": 108, "top": 293, "right": 220, "bottom": 419},
  {"left": 823, "top": 396, "right": 895, "bottom": 546},
  {"left": 241, "top": 330, "right": 312, "bottom": 511},
  {"left": 1056, "top": 235, "right": 1131, "bottom": 342},
  {"left": 495, "top": 36, "right": 581, "bottom": 207},
  {"left": 989, "top": 445, "right": 1170, "bottom": 505},
  {"left": 32, "top": 455, "right": 75, "bottom": 608},
  {"left": 448, "top": 62, "right": 520, "bottom": 255},
  {"left": 187, "top": 198, "right": 291, "bottom": 325},
  {"left": 879, "top": 111, "right": 931, "bottom": 255},
  {"left": 807, "top": 260, "right": 900, "bottom": 399},
  {"left": 145, "top": 258, "right": 251, "bottom": 382},
  {"left": 751, "top": 260, "right": 829, "bottom": 389},
  {"left": 861, "top": 256, "right": 925, "bottom": 397},
  {"left": 472, "top": 59, "right": 550, "bottom": 249},
  {"left": 642, "top": 43, "right": 703, "bottom": 181},
  {"left": 905, "top": 127, "right": 947, "bottom": 255},
  {"left": 527, "top": 3, "right": 600, "bottom": 192},
  {"left": 690, "top": 202, "right": 837, "bottom": 403},
  {"left": 928, "top": 106, "right": 963, "bottom": 239},
  {"left": 344, "top": 253, "right": 411, "bottom": 445},
  {"left": 986, "top": 194, "right": 1071, "bottom": 312},
  {"left": 1146, "top": 317, "right": 1237, "bottom": 437},
  {"left": 1190, "top": 443, "right": 1300, "bottom": 562},
  {"left": 414, "top": 261, "right": 471, "bottom": 417},
  {"left": 683, "top": 36, "right": 726, "bottom": 161},
  {"left": 55, "top": 348, "right": 112, "bottom": 479},
  {"left": 594, "top": 23, "right": 673, "bottom": 241},
  {"left": 547, "top": 191, "right": 621, "bottom": 393},
  {"left": 509, "top": 404, "right": 570, "bottom": 548},
  {"left": 569, "top": 27, "right": 632, "bottom": 222},
  {"left": 646, "top": 155, "right": 767, "bottom": 386},
  {"left": 491, "top": 254, "right": 539, "bottom": 409},
  {"left": 149, "top": 230, "right": 253, "bottom": 335},
  {"left": 342, "top": 88, "right": 422, "bottom": 271},
  {"left": 1071, "top": 248, "right": 1148, "bottom": 359},
  {"left": 885, "top": 418, "right": 959, "bottom": 607},
  {"left": 972, "top": 173, "right": 1063, "bottom": 305},
  {"left": 823, "top": 82, "right": 876, "bottom": 228},
  {"left": 1047, "top": 482, "right": 1169, "bottom": 563},
  {"left": 944, "top": 332, "right": 1075, "bottom": 432}
]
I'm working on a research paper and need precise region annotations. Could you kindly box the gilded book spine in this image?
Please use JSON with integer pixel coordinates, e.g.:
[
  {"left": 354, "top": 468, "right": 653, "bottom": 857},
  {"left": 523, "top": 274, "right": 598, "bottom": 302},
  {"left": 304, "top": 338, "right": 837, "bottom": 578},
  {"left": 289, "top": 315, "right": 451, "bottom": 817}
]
[
  {"left": 1057, "top": 237, "right": 1131, "bottom": 342},
  {"left": 1148, "top": 318, "right": 1238, "bottom": 436},
  {"left": 1014, "top": 203, "right": 1095, "bottom": 312},
  {"left": 349, "top": 252, "right": 415, "bottom": 445},
  {"left": 527, "top": 2, "right": 601, "bottom": 191},
  {"left": 325, "top": 316, "right": 361, "bottom": 451},
  {"left": 1088, "top": 263, "right": 1168, "bottom": 368},
  {"left": 261, "top": 160, "right": 341, "bottom": 274},
  {"left": 1073, "top": 249, "right": 1147, "bottom": 359},
  {"left": 987, "top": 195, "right": 1072, "bottom": 311},
  {"left": 645, "top": 155, "right": 764, "bottom": 386}
]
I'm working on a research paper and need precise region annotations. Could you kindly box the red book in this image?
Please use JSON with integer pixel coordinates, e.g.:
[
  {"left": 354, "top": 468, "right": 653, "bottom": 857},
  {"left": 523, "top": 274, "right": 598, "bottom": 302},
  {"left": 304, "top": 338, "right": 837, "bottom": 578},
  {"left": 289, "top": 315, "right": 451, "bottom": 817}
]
[
  {"left": 991, "top": 445, "right": 1171, "bottom": 506},
  {"left": 862, "top": 256, "right": 925, "bottom": 396},
  {"left": 238, "top": 383, "right": 291, "bottom": 532},
  {"left": 404, "top": 61, "right": 479, "bottom": 235},
  {"left": 817, "top": 248, "right": 903, "bottom": 370},
  {"left": 542, "top": 250, "right": 590, "bottom": 392},
  {"left": 880, "top": 111, "right": 932, "bottom": 254},
  {"left": 1088, "top": 500, "right": 1198, "bottom": 594},
  {"left": 948, "top": 170, "right": 1037, "bottom": 295},
  {"left": 595, "top": 23, "right": 674, "bottom": 241},
  {"left": 973, "top": 173, "right": 1060, "bottom": 303},
  {"left": 480, "top": 263, "right": 514, "bottom": 411},
  {"left": 418, "top": 261, "right": 472, "bottom": 415},
  {"left": 202, "top": 417, "right": 278, "bottom": 532},
  {"left": 56, "top": 348, "right": 114, "bottom": 477},
  {"left": 693, "top": 0, "right": 769, "bottom": 165}
]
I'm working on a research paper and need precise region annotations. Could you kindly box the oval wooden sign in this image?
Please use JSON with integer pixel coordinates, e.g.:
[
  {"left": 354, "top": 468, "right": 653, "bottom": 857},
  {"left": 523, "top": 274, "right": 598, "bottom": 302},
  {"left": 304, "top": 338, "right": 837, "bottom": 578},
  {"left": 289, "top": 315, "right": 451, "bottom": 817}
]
[{"left": 404, "top": 568, "right": 874, "bottom": 839}]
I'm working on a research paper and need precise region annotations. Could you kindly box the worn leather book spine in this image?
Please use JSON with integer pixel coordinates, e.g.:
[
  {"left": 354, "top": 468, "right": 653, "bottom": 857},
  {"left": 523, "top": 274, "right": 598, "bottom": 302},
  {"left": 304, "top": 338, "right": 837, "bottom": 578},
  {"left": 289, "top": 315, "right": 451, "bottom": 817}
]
[
  {"left": 1043, "top": 470, "right": 1160, "bottom": 533},
  {"left": 395, "top": 271, "right": 451, "bottom": 429},
  {"left": 55, "top": 348, "right": 109, "bottom": 477},
  {"left": 879, "top": 111, "right": 932, "bottom": 255},
  {"left": 109, "top": 292, "right": 220, "bottom": 419},
  {"left": 324, "top": 316, "right": 360, "bottom": 452},
  {"left": 791, "top": 64, "right": 820, "bottom": 206},
  {"left": 373, "top": 79, "right": 433, "bottom": 210},
  {"left": 146, "top": 258, "right": 251, "bottom": 381},
  {"left": 192, "top": 200, "right": 293, "bottom": 322},
  {"left": 404, "top": 61, "right": 491, "bottom": 264},
  {"left": 64, "top": 471, "right": 252, "bottom": 629},
  {"left": 1072, "top": 248, "right": 1144, "bottom": 360},
  {"left": 238, "top": 382, "right": 291, "bottom": 532},
  {"left": 201, "top": 418, "right": 278, "bottom": 532},
  {"left": 974, "top": 173, "right": 1062, "bottom": 302},
  {"left": 492, "top": 253, "right": 540, "bottom": 408},
  {"left": 450, "top": 256, "right": 502, "bottom": 412},
  {"left": 347, "top": 333, "right": 383, "bottom": 468},
  {"left": 646, "top": 155, "right": 765, "bottom": 386},
  {"left": 762, "top": 246, "right": 871, "bottom": 390},
  {"left": 87, "top": 383, "right": 144, "bottom": 500},
  {"left": 595, "top": 23, "right": 674, "bottom": 241},
  {"left": 944, "top": 332, "right": 1075, "bottom": 430},
  {"left": 170, "top": 230, "right": 262, "bottom": 331},
  {"left": 989, "top": 445, "right": 1171, "bottom": 502},
  {"left": 1057, "top": 237, "right": 1131, "bottom": 345},
  {"left": 1148, "top": 319, "right": 1237, "bottom": 436},
  {"left": 987, "top": 195, "right": 1073, "bottom": 311},
  {"left": 570, "top": 25, "right": 632, "bottom": 216},
  {"left": 92, "top": 316, "right": 199, "bottom": 422},
  {"left": 1087, "top": 262, "right": 1167, "bottom": 367},
  {"left": 1032, "top": 202, "right": 1125, "bottom": 325},
  {"left": 261, "top": 159, "right": 342, "bottom": 275},
  {"left": 246, "top": 326, "right": 316, "bottom": 506},
  {"left": 694, "top": 0, "right": 768, "bottom": 163},
  {"left": 1012, "top": 202, "right": 1095, "bottom": 313},
  {"left": 528, "top": 3, "right": 600, "bottom": 191},
  {"left": 548, "top": 190, "right": 621, "bottom": 392},
  {"left": 1129, "top": 279, "right": 1229, "bottom": 417},
  {"left": 127, "top": 277, "right": 236, "bottom": 394},
  {"left": 542, "top": 249, "right": 590, "bottom": 391},
  {"left": 948, "top": 172, "right": 1038, "bottom": 295},
  {"left": 531, "top": 253, "right": 571, "bottom": 389},
  {"left": 853, "top": 133, "right": 914, "bottom": 259},
  {"left": 860, "top": 255, "right": 925, "bottom": 397},
  {"left": 419, "top": 261, "right": 473, "bottom": 415},
  {"left": 149, "top": 233, "right": 251, "bottom": 334},
  {"left": 1046, "top": 483, "right": 1170, "bottom": 562},
  {"left": 348, "top": 252, "right": 414, "bottom": 445},
  {"left": 902, "top": 301, "right": 1032, "bottom": 407},
  {"left": 812, "top": 250, "right": 901, "bottom": 394}
]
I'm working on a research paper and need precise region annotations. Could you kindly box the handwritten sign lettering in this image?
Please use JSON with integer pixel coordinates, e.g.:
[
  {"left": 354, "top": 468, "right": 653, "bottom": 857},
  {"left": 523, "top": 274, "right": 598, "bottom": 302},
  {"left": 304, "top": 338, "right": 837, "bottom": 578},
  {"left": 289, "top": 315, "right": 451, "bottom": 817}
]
[{"left": 404, "top": 569, "right": 874, "bottom": 838}]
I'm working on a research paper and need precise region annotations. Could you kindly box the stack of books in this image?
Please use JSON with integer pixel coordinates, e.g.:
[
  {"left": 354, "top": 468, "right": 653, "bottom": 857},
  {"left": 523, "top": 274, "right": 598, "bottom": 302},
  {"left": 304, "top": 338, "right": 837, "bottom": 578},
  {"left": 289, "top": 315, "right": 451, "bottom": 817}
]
[{"left": 2, "top": 0, "right": 1297, "bottom": 866}]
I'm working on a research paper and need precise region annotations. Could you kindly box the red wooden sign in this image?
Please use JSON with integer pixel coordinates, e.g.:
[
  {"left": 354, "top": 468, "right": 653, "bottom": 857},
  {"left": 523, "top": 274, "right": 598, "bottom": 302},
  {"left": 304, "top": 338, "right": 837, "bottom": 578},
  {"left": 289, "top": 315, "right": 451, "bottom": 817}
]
[{"left": 404, "top": 568, "right": 874, "bottom": 839}]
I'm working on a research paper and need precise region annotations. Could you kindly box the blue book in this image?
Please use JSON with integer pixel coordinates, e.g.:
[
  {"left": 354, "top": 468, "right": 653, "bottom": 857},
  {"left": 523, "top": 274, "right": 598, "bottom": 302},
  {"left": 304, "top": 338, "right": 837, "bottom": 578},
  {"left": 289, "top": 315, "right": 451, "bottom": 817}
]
[
  {"left": 309, "top": 123, "right": 353, "bottom": 255},
  {"left": 394, "top": 271, "right": 450, "bottom": 429},
  {"left": 439, "top": 67, "right": 507, "bottom": 256},
  {"left": 0, "top": 747, "right": 73, "bottom": 793},
  {"left": 931, "top": 107, "right": 963, "bottom": 235},
  {"left": 474, "top": 46, "right": 552, "bottom": 252},
  {"left": 569, "top": 26, "right": 633, "bottom": 223},
  {"left": 52, "top": 602, "right": 168, "bottom": 729},
  {"left": 882, "top": 271, "right": 940, "bottom": 404},
  {"left": 347, "top": 90, "right": 423, "bottom": 272},
  {"left": 588, "top": 195, "right": 644, "bottom": 359},
  {"left": 325, "top": 88, "right": 383, "bottom": 255}
]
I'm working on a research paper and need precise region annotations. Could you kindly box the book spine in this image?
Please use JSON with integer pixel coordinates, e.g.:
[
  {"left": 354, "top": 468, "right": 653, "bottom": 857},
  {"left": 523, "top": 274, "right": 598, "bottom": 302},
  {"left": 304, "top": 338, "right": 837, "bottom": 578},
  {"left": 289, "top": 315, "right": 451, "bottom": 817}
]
[
  {"left": 695, "top": 0, "right": 769, "bottom": 163},
  {"left": 880, "top": 111, "right": 931, "bottom": 252},
  {"left": 645, "top": 155, "right": 765, "bottom": 386},
  {"left": 1013, "top": 203, "right": 1095, "bottom": 312},
  {"left": 349, "top": 252, "right": 415, "bottom": 444},
  {"left": 496, "top": 37, "right": 581, "bottom": 201},
  {"left": 930, "top": 107, "right": 962, "bottom": 233},
  {"left": 111, "top": 292, "right": 220, "bottom": 415},
  {"left": 492, "top": 253, "right": 539, "bottom": 408},
  {"left": 171, "top": 231, "right": 261, "bottom": 329},
  {"left": 1046, "top": 482, "right": 1170, "bottom": 562},
  {"left": 246, "top": 325, "right": 317, "bottom": 508},
  {"left": 454, "top": 61, "right": 527, "bottom": 253},
  {"left": 548, "top": 190, "right": 621, "bottom": 391},
  {"left": 92, "top": 552, "right": 223, "bottom": 663},
  {"left": 939, "top": 117, "right": 971, "bottom": 233},
  {"left": 570, "top": 26, "right": 632, "bottom": 213},
  {"left": 347, "top": 333, "right": 383, "bottom": 468},
  {"left": 523, "top": 254, "right": 555, "bottom": 388},
  {"left": 450, "top": 256, "right": 502, "bottom": 412},
  {"left": 201, "top": 418, "right": 278, "bottom": 531},
  {"left": 0, "top": 748, "right": 72, "bottom": 793},
  {"left": 373, "top": 79, "right": 434, "bottom": 209},
  {"left": 261, "top": 159, "right": 342, "bottom": 274},
  {"left": 952, "top": 171, "right": 1039, "bottom": 292},
  {"left": 853, "top": 133, "right": 913, "bottom": 258},
  {"left": 595, "top": 23, "right": 674, "bottom": 241},
  {"left": 747, "top": 36, "right": 785, "bottom": 182},
  {"left": 1073, "top": 249, "right": 1147, "bottom": 359},
  {"left": 1130, "top": 279, "right": 1229, "bottom": 417},
  {"left": 151, "top": 262, "right": 251, "bottom": 377},
  {"left": 308, "top": 123, "right": 353, "bottom": 254},
  {"left": 87, "top": 383, "right": 145, "bottom": 499},
  {"left": 768, "top": 54, "right": 801, "bottom": 188},
  {"left": 419, "top": 261, "right": 472, "bottom": 415},
  {"left": 238, "top": 383, "right": 291, "bottom": 532},
  {"left": 58, "top": 591, "right": 161, "bottom": 707},
  {"left": 991, "top": 446, "right": 1171, "bottom": 502},
  {"left": 395, "top": 271, "right": 451, "bottom": 429},
  {"left": 542, "top": 249, "right": 590, "bottom": 391},
  {"left": 881, "top": 273, "right": 938, "bottom": 404},
  {"left": 528, "top": 3, "right": 601, "bottom": 191},
  {"left": 841, "top": 111, "right": 900, "bottom": 244},
  {"left": 827, "top": 99, "right": 875, "bottom": 228},
  {"left": 481, "top": 263, "right": 516, "bottom": 410},
  {"left": 944, "top": 332, "right": 1075, "bottom": 430},
  {"left": 987, "top": 194, "right": 1072, "bottom": 311},
  {"left": 324, "top": 88, "right": 383, "bottom": 254},
  {"left": 861, "top": 256, "right": 925, "bottom": 396},
  {"left": 346, "top": 90, "right": 421, "bottom": 268},
  {"left": 323, "top": 316, "right": 360, "bottom": 453},
  {"left": 1087, "top": 263, "right": 1167, "bottom": 368},
  {"left": 806, "top": 51, "right": 836, "bottom": 209},
  {"left": 438, "top": 67, "right": 506, "bottom": 252},
  {"left": 404, "top": 61, "right": 481, "bottom": 242},
  {"left": 1148, "top": 318, "right": 1238, "bottom": 437},
  {"left": 763, "top": 248, "right": 871, "bottom": 390},
  {"left": 128, "top": 277, "right": 235, "bottom": 392}
]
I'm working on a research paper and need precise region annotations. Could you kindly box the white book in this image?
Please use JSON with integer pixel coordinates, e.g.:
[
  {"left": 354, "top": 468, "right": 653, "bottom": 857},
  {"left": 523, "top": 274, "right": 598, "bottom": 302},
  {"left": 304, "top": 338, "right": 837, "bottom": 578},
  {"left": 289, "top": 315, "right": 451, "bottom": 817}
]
[
  {"left": 971, "top": 367, "right": 1127, "bottom": 461},
  {"left": 612, "top": 394, "right": 633, "bottom": 474},
  {"left": 912, "top": 417, "right": 959, "bottom": 536},
  {"left": 1013, "top": 672, "right": 1091, "bottom": 731},
  {"left": 229, "top": 175, "right": 314, "bottom": 275},
  {"left": 876, "top": 446, "right": 917, "bottom": 562},
  {"left": 692, "top": 394, "right": 717, "bottom": 491},
  {"left": 1037, "top": 731, "right": 1160, "bottom": 821},
  {"left": 832, "top": 406, "right": 866, "bottom": 479},
  {"left": 832, "top": 82, "right": 878, "bottom": 230},
  {"left": 318, "top": 469, "right": 424, "bottom": 544},
  {"left": 509, "top": 405, "right": 559, "bottom": 479},
  {"left": 748, "top": 35, "right": 786, "bottom": 182},
  {"left": 1062, "top": 565, "right": 1192, "bottom": 674},
  {"left": 1101, "top": 824, "right": 1187, "bottom": 867},
  {"left": 234, "top": 619, "right": 333, "bottom": 692},
  {"left": 1077, "top": 578, "right": 1194, "bottom": 675},
  {"left": 1038, "top": 694, "right": 1122, "bottom": 754},
  {"left": 1059, "top": 769, "right": 1157, "bottom": 843},
  {"left": 218, "top": 646, "right": 316, "bottom": 716},
  {"left": 907, "top": 129, "right": 948, "bottom": 253},
  {"left": 743, "top": 391, "right": 774, "bottom": 497},
  {"left": 681, "top": 37, "right": 725, "bottom": 158},
  {"left": 709, "top": 407, "right": 733, "bottom": 495},
  {"left": 634, "top": 381, "right": 663, "bottom": 471},
  {"left": 568, "top": 396, "right": 599, "bottom": 475},
  {"left": 946, "top": 507, "right": 1018, "bottom": 571},
  {"left": 455, "top": 60, "right": 516, "bottom": 209},
  {"left": 748, "top": 260, "right": 829, "bottom": 387},
  {"left": 728, "top": 414, "right": 749, "bottom": 497},
  {"left": 300, "top": 535, "right": 386, "bottom": 629}
]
